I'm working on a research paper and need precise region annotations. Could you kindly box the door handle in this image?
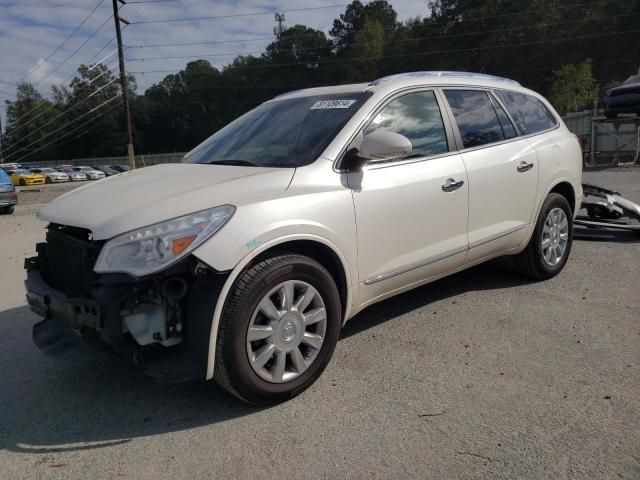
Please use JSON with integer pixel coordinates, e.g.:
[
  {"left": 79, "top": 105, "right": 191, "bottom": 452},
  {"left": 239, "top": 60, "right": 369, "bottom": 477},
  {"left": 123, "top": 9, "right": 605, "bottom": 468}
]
[
  {"left": 517, "top": 161, "right": 534, "bottom": 173},
  {"left": 442, "top": 178, "right": 464, "bottom": 192}
]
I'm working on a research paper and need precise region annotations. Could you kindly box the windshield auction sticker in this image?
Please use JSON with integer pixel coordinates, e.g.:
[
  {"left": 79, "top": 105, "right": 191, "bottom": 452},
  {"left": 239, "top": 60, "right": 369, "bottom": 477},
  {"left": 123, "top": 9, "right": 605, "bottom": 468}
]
[{"left": 310, "top": 99, "right": 357, "bottom": 109}]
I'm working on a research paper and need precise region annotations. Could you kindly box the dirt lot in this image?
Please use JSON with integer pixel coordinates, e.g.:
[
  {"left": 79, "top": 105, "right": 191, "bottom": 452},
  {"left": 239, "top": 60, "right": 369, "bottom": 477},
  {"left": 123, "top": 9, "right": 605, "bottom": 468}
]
[{"left": 0, "top": 170, "right": 638, "bottom": 480}]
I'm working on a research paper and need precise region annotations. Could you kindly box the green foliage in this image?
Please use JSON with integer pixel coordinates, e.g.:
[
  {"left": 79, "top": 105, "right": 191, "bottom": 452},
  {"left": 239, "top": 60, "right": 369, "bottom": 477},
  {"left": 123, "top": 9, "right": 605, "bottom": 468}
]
[
  {"left": 548, "top": 61, "right": 599, "bottom": 115},
  {"left": 2, "top": 0, "right": 639, "bottom": 161}
]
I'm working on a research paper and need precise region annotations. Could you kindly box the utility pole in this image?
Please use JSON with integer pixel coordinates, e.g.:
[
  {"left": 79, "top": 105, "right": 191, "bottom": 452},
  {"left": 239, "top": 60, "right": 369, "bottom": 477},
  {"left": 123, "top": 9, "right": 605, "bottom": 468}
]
[
  {"left": 273, "top": 12, "right": 286, "bottom": 39},
  {"left": 0, "top": 114, "right": 3, "bottom": 164},
  {"left": 112, "top": 0, "right": 135, "bottom": 170}
]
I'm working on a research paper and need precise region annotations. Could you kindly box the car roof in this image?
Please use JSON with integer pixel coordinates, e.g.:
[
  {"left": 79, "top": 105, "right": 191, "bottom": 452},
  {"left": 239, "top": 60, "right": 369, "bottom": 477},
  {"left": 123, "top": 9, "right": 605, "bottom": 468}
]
[{"left": 272, "top": 71, "right": 530, "bottom": 102}]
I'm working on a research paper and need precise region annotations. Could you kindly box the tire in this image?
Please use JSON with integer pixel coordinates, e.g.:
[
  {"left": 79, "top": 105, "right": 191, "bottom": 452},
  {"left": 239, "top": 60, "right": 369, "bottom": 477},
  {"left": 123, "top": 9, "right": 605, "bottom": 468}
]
[
  {"left": 19, "top": 179, "right": 26, "bottom": 186},
  {"left": 514, "top": 193, "right": 573, "bottom": 280},
  {"left": 45, "top": 177, "right": 52, "bottom": 184},
  {"left": 215, "top": 254, "right": 341, "bottom": 406}
]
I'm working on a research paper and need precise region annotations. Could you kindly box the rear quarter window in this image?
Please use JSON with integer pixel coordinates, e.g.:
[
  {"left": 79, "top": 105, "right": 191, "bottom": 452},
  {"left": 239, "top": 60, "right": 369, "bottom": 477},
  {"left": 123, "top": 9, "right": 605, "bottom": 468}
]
[{"left": 495, "top": 90, "right": 558, "bottom": 135}]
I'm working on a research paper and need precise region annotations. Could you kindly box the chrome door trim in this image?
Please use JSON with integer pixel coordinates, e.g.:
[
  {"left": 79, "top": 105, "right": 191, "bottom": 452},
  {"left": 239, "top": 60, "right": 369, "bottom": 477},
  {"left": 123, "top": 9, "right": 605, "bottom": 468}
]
[
  {"left": 468, "top": 224, "right": 528, "bottom": 249},
  {"left": 363, "top": 245, "right": 468, "bottom": 285}
]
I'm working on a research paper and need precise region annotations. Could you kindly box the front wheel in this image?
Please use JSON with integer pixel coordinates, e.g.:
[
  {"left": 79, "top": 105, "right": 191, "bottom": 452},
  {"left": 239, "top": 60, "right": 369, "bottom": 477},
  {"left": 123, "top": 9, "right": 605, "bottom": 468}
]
[
  {"left": 214, "top": 254, "right": 341, "bottom": 406},
  {"left": 514, "top": 193, "right": 573, "bottom": 280}
]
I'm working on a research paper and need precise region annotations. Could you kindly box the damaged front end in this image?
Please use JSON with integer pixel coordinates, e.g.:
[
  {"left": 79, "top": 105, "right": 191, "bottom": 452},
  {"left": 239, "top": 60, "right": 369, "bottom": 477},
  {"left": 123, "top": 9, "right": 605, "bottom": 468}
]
[{"left": 24, "top": 223, "right": 227, "bottom": 382}]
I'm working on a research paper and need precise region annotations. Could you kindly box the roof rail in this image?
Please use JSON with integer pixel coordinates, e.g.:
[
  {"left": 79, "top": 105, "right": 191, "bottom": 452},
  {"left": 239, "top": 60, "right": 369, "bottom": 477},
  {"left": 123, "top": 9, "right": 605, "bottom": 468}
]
[{"left": 369, "top": 71, "right": 520, "bottom": 86}]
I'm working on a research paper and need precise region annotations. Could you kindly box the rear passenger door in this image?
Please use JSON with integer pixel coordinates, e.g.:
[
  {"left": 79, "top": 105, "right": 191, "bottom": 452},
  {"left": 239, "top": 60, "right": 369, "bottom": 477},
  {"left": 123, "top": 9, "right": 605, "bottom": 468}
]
[{"left": 442, "top": 89, "right": 539, "bottom": 260}]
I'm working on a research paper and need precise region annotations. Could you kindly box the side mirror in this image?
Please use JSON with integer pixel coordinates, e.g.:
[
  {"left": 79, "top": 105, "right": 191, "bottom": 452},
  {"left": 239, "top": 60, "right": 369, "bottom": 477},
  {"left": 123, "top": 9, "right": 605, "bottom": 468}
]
[{"left": 346, "top": 131, "right": 412, "bottom": 171}]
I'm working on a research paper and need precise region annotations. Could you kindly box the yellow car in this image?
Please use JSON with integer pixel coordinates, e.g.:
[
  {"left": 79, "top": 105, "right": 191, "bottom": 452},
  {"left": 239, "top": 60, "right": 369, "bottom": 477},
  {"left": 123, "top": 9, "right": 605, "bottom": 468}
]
[{"left": 7, "top": 169, "right": 46, "bottom": 186}]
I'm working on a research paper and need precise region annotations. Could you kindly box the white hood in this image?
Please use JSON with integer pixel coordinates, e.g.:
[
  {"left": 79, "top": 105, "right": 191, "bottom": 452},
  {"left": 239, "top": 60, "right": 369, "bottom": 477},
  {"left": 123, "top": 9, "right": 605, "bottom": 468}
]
[{"left": 38, "top": 163, "right": 295, "bottom": 240}]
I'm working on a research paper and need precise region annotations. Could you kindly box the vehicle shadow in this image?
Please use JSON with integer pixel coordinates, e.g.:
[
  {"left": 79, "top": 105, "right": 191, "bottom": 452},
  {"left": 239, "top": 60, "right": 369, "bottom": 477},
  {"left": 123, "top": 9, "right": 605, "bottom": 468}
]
[
  {"left": 341, "top": 257, "right": 532, "bottom": 340},
  {"left": 0, "top": 257, "right": 531, "bottom": 454},
  {"left": 573, "top": 226, "right": 640, "bottom": 243},
  {"left": 0, "top": 305, "right": 259, "bottom": 455}
]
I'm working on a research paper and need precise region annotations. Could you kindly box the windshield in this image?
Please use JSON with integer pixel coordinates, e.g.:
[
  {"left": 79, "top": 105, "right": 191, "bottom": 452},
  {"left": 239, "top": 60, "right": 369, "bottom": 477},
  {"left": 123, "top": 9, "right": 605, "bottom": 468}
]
[
  {"left": 40, "top": 168, "right": 55, "bottom": 173},
  {"left": 183, "top": 92, "right": 371, "bottom": 167},
  {"left": 16, "top": 169, "right": 31, "bottom": 175}
]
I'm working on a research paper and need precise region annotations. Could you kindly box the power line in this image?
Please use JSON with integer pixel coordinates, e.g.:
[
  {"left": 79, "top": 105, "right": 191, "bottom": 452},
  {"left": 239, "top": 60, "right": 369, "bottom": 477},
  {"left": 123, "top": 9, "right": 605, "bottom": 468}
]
[
  {"left": 130, "top": 27, "right": 640, "bottom": 75},
  {"left": 127, "top": 35, "right": 279, "bottom": 49},
  {"left": 0, "top": 14, "right": 115, "bottom": 104},
  {"left": 0, "top": 0, "right": 106, "bottom": 95},
  {"left": 130, "top": 4, "right": 348, "bottom": 24},
  {"left": 134, "top": 58, "right": 637, "bottom": 98},
  {"left": 6, "top": 59, "right": 118, "bottom": 126},
  {"left": 85, "top": 35, "right": 119, "bottom": 64},
  {"left": 28, "top": 15, "right": 115, "bottom": 90},
  {"left": 0, "top": 34, "right": 118, "bottom": 104},
  {"left": 127, "top": 10, "right": 640, "bottom": 62},
  {"left": 7, "top": 79, "right": 119, "bottom": 148},
  {"left": 3, "top": 95, "right": 121, "bottom": 161},
  {"left": 126, "top": 0, "right": 177, "bottom": 3},
  {"left": 9, "top": 100, "right": 123, "bottom": 165}
]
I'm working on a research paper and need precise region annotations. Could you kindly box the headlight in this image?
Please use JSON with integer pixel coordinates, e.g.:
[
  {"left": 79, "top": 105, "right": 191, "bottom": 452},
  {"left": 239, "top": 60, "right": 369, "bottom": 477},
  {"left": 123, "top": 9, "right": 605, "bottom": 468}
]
[{"left": 94, "top": 205, "right": 235, "bottom": 276}]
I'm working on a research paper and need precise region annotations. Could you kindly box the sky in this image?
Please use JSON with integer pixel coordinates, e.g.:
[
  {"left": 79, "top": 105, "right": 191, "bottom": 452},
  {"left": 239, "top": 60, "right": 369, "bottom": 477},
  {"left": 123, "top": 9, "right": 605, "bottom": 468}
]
[{"left": 0, "top": 0, "right": 433, "bottom": 117}]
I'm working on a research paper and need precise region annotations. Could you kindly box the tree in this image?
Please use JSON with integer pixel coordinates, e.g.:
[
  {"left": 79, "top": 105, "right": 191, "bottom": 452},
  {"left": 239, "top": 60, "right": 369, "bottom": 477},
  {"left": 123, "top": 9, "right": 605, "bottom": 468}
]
[
  {"left": 2, "top": 83, "right": 61, "bottom": 162},
  {"left": 548, "top": 61, "right": 599, "bottom": 115},
  {"left": 344, "top": 18, "right": 385, "bottom": 81},
  {"left": 330, "top": 0, "right": 397, "bottom": 49}
]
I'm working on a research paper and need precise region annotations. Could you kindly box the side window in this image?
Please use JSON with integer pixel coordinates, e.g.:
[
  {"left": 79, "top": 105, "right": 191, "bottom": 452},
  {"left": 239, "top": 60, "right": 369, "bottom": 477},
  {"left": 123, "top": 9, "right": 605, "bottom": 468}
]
[
  {"left": 444, "top": 90, "right": 506, "bottom": 149},
  {"left": 495, "top": 90, "right": 558, "bottom": 135},
  {"left": 364, "top": 91, "right": 448, "bottom": 159},
  {"left": 489, "top": 94, "right": 517, "bottom": 139}
]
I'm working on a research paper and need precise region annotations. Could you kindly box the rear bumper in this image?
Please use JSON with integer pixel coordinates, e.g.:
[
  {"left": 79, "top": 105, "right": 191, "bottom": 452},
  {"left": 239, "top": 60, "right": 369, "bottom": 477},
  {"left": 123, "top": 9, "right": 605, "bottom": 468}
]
[{"left": 0, "top": 192, "right": 17, "bottom": 206}]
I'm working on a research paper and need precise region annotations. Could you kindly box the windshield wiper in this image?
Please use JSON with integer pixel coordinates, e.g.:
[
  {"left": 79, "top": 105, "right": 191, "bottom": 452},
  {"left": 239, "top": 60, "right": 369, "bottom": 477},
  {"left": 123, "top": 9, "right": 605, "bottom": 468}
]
[{"left": 205, "top": 159, "right": 259, "bottom": 167}]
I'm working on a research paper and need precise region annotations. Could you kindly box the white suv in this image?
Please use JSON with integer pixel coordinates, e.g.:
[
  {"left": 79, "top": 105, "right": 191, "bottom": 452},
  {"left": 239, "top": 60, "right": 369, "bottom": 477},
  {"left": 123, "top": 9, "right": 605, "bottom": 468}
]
[{"left": 25, "top": 72, "right": 582, "bottom": 405}]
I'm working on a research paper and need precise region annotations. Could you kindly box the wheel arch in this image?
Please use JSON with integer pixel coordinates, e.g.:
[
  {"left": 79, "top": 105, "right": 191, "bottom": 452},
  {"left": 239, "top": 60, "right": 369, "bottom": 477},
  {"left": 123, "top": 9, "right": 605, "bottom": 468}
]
[
  {"left": 548, "top": 181, "right": 576, "bottom": 214},
  {"left": 202, "top": 234, "right": 353, "bottom": 380}
]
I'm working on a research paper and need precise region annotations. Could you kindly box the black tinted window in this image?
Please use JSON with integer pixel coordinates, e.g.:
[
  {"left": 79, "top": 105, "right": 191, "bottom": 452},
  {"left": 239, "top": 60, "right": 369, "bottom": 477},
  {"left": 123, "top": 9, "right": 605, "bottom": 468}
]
[
  {"left": 495, "top": 90, "right": 558, "bottom": 135},
  {"left": 490, "top": 95, "right": 517, "bottom": 139},
  {"left": 364, "top": 91, "right": 448, "bottom": 158},
  {"left": 444, "top": 90, "right": 505, "bottom": 148}
]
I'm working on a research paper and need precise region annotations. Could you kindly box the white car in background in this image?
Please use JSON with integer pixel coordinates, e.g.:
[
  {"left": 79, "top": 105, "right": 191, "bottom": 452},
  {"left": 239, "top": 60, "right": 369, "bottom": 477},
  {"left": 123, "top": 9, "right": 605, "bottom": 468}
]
[
  {"left": 71, "top": 166, "right": 105, "bottom": 180},
  {"left": 58, "top": 168, "right": 87, "bottom": 182},
  {"left": 25, "top": 71, "right": 582, "bottom": 406},
  {"left": 29, "top": 167, "right": 69, "bottom": 184}
]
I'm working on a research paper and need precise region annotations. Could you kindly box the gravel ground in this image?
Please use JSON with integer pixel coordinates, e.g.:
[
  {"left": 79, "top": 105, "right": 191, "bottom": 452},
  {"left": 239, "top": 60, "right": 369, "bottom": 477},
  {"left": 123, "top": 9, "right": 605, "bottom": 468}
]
[{"left": 0, "top": 170, "right": 638, "bottom": 480}]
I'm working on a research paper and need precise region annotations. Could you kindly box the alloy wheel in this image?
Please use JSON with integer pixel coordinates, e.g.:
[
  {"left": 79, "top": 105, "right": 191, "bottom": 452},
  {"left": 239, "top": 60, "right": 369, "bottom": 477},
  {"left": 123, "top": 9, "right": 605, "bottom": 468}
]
[
  {"left": 541, "top": 207, "right": 569, "bottom": 267},
  {"left": 246, "top": 280, "right": 327, "bottom": 383}
]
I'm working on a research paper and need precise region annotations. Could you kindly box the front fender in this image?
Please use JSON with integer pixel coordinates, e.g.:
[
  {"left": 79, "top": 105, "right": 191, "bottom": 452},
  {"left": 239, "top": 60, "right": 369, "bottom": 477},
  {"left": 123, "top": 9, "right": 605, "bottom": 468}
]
[{"left": 195, "top": 233, "right": 354, "bottom": 380}]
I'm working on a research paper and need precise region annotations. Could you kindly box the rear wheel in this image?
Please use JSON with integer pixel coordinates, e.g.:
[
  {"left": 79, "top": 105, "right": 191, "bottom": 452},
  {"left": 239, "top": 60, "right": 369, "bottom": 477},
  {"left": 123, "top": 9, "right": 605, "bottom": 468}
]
[
  {"left": 215, "top": 254, "right": 341, "bottom": 406},
  {"left": 514, "top": 193, "right": 573, "bottom": 280}
]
